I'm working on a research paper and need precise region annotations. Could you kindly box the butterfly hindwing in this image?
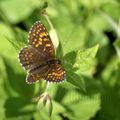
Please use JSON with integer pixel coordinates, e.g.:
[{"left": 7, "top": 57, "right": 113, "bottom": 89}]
[
  {"left": 26, "top": 65, "right": 51, "bottom": 84},
  {"left": 26, "top": 73, "right": 41, "bottom": 84},
  {"left": 46, "top": 63, "right": 66, "bottom": 83}
]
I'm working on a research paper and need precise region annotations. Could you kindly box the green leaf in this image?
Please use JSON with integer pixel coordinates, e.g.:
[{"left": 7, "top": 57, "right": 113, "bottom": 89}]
[
  {"left": 4, "top": 97, "right": 35, "bottom": 118},
  {"left": 0, "top": 0, "right": 41, "bottom": 24},
  {"left": 73, "top": 44, "right": 99, "bottom": 72},
  {"left": 34, "top": 110, "right": 50, "bottom": 120},
  {"left": 3, "top": 57, "right": 35, "bottom": 98},
  {"left": 0, "top": 58, "right": 7, "bottom": 120},
  {"left": 55, "top": 18, "right": 87, "bottom": 54},
  {"left": 67, "top": 71, "right": 86, "bottom": 91},
  {"left": 63, "top": 51, "right": 77, "bottom": 71},
  {"left": 102, "top": 2, "right": 120, "bottom": 20},
  {"left": 63, "top": 94, "right": 101, "bottom": 120},
  {"left": 101, "top": 56, "right": 120, "bottom": 87},
  {"left": 56, "top": 42, "right": 64, "bottom": 59},
  {"left": 61, "top": 90, "right": 82, "bottom": 105},
  {"left": 52, "top": 100, "right": 66, "bottom": 114},
  {"left": 0, "top": 22, "right": 17, "bottom": 58},
  {"left": 99, "top": 68, "right": 120, "bottom": 120},
  {"left": 61, "top": 26, "right": 87, "bottom": 54}
]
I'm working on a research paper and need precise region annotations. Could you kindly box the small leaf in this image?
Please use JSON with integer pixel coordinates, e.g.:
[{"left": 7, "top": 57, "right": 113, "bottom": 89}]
[
  {"left": 73, "top": 44, "right": 99, "bottom": 72},
  {"left": 61, "top": 26, "right": 87, "bottom": 55},
  {"left": 0, "top": 0, "right": 42, "bottom": 23},
  {"left": 67, "top": 71, "right": 86, "bottom": 91},
  {"left": 63, "top": 51, "right": 77, "bottom": 71},
  {"left": 52, "top": 100, "right": 66, "bottom": 114},
  {"left": 56, "top": 42, "right": 64, "bottom": 59}
]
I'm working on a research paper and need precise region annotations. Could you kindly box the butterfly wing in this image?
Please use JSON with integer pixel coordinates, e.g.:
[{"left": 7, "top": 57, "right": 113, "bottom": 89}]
[
  {"left": 26, "top": 73, "right": 41, "bottom": 84},
  {"left": 19, "top": 46, "right": 51, "bottom": 84},
  {"left": 45, "top": 63, "right": 66, "bottom": 83},
  {"left": 19, "top": 47, "right": 45, "bottom": 71},
  {"left": 26, "top": 65, "right": 51, "bottom": 84},
  {"left": 28, "top": 21, "right": 55, "bottom": 60}
]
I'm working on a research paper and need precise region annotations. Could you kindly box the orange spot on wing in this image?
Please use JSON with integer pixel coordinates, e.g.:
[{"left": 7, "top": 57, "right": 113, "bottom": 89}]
[
  {"left": 46, "top": 44, "right": 51, "bottom": 47},
  {"left": 39, "top": 41, "right": 42, "bottom": 45},
  {"left": 35, "top": 44, "right": 39, "bottom": 47}
]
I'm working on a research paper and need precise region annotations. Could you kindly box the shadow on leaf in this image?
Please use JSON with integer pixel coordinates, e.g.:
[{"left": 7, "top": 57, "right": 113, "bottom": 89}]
[
  {"left": 3, "top": 57, "right": 35, "bottom": 99},
  {"left": 4, "top": 97, "right": 36, "bottom": 117}
]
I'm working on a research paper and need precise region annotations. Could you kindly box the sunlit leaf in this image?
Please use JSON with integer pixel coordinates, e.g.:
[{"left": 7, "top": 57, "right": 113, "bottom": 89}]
[
  {"left": 73, "top": 44, "right": 99, "bottom": 72},
  {"left": 67, "top": 71, "right": 86, "bottom": 91},
  {"left": 0, "top": 0, "right": 41, "bottom": 23}
]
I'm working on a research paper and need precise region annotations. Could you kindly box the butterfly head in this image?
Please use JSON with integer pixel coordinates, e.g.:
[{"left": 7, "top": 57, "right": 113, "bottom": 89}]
[{"left": 47, "top": 59, "right": 61, "bottom": 66}]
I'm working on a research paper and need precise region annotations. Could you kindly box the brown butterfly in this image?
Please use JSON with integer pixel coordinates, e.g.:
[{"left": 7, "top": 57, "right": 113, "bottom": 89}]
[{"left": 19, "top": 21, "right": 66, "bottom": 84}]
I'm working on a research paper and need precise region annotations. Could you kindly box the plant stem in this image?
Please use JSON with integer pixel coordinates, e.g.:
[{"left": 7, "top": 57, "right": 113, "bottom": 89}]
[{"left": 45, "top": 82, "right": 50, "bottom": 93}]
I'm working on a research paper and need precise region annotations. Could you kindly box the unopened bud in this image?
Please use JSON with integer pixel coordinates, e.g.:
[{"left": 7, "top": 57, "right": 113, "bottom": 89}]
[{"left": 37, "top": 92, "right": 53, "bottom": 117}]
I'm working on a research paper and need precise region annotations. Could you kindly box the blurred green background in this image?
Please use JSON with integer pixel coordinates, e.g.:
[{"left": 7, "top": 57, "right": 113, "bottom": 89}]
[{"left": 0, "top": 0, "right": 120, "bottom": 120}]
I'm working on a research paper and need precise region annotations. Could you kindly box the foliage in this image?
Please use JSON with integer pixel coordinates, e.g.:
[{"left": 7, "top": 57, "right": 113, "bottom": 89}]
[{"left": 0, "top": 0, "right": 120, "bottom": 120}]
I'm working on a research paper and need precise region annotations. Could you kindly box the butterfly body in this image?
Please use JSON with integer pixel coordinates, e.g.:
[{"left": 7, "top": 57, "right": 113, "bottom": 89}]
[
  {"left": 46, "top": 59, "right": 61, "bottom": 66},
  {"left": 19, "top": 21, "right": 66, "bottom": 84},
  {"left": 29, "top": 59, "right": 60, "bottom": 73}
]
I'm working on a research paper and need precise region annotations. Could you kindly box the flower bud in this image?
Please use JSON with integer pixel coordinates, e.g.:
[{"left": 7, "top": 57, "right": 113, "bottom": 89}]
[{"left": 37, "top": 92, "right": 53, "bottom": 117}]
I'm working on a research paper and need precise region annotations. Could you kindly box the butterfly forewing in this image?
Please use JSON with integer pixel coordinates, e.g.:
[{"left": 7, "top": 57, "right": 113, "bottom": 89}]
[
  {"left": 19, "top": 47, "right": 45, "bottom": 71},
  {"left": 28, "top": 21, "right": 55, "bottom": 59}
]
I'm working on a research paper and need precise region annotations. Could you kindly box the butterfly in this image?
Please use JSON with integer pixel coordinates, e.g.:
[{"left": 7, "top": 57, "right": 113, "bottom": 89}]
[{"left": 19, "top": 21, "right": 66, "bottom": 84}]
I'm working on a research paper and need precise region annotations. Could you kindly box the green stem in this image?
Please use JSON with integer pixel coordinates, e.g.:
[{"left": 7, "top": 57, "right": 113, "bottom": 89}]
[{"left": 45, "top": 82, "right": 51, "bottom": 93}]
